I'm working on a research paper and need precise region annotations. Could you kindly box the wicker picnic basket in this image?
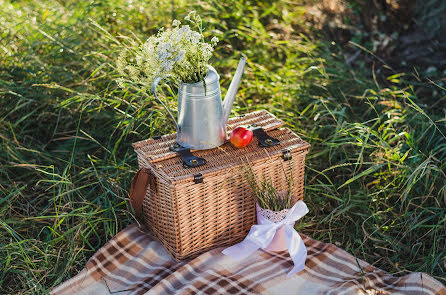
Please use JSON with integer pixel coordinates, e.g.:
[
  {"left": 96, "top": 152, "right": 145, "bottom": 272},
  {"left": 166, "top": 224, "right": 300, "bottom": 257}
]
[{"left": 130, "top": 110, "right": 310, "bottom": 261}]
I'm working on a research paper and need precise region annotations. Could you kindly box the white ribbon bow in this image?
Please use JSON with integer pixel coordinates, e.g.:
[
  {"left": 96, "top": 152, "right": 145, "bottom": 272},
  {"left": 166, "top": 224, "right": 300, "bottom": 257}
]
[{"left": 222, "top": 200, "right": 309, "bottom": 277}]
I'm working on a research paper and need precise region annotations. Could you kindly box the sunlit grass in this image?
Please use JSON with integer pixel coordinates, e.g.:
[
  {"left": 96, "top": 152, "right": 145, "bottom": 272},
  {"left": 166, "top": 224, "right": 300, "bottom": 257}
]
[{"left": 0, "top": 0, "right": 445, "bottom": 293}]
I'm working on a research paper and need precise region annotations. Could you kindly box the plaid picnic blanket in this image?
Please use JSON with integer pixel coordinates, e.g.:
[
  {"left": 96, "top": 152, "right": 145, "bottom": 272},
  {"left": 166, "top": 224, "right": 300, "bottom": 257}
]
[{"left": 52, "top": 224, "right": 446, "bottom": 295}]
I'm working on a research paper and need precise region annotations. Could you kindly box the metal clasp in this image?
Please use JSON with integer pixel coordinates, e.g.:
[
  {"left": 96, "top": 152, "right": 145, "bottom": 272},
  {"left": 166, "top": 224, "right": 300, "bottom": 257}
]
[
  {"left": 193, "top": 173, "right": 204, "bottom": 184},
  {"left": 282, "top": 150, "right": 292, "bottom": 161}
]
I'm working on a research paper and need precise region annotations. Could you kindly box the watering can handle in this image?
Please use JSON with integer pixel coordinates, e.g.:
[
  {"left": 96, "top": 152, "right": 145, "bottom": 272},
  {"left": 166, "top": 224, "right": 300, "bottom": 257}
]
[{"left": 151, "top": 76, "right": 179, "bottom": 132}]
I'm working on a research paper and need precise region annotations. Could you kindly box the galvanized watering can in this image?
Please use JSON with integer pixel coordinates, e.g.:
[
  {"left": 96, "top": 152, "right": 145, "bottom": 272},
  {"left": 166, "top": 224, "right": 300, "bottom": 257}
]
[{"left": 152, "top": 57, "right": 247, "bottom": 150}]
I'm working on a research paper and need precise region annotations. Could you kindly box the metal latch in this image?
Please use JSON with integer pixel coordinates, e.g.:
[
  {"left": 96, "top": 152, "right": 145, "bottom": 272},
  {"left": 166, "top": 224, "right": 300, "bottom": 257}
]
[
  {"left": 250, "top": 127, "right": 280, "bottom": 148},
  {"left": 282, "top": 150, "right": 292, "bottom": 161},
  {"left": 170, "top": 143, "right": 207, "bottom": 168},
  {"left": 193, "top": 173, "right": 203, "bottom": 184}
]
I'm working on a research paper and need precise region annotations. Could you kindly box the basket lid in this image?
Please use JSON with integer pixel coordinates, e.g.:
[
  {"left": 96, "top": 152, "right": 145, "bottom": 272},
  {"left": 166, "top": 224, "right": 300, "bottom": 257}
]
[{"left": 133, "top": 110, "right": 310, "bottom": 181}]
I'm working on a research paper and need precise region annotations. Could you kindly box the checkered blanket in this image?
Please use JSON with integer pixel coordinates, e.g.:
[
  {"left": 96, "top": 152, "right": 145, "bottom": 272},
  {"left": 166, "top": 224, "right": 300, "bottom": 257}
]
[{"left": 52, "top": 224, "right": 446, "bottom": 295}]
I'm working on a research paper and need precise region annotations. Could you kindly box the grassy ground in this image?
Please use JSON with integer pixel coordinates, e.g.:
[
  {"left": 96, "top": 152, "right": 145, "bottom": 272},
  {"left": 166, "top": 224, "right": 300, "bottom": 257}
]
[{"left": 1, "top": 0, "right": 445, "bottom": 293}]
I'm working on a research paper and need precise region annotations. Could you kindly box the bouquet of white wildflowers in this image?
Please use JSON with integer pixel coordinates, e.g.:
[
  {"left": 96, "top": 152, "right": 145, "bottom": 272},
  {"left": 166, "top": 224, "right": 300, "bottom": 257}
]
[{"left": 117, "top": 11, "right": 219, "bottom": 87}]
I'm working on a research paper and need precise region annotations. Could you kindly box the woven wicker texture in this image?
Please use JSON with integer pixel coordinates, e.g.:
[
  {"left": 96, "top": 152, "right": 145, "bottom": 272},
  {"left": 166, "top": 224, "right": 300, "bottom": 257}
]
[{"left": 133, "top": 110, "right": 310, "bottom": 260}]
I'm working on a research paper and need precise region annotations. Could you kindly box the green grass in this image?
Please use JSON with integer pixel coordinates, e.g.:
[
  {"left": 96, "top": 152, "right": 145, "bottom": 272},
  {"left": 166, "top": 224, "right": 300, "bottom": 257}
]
[{"left": 1, "top": 0, "right": 445, "bottom": 293}]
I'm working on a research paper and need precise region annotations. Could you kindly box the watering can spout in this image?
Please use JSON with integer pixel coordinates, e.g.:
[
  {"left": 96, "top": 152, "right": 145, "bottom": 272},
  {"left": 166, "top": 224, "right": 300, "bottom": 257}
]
[{"left": 222, "top": 56, "right": 247, "bottom": 126}]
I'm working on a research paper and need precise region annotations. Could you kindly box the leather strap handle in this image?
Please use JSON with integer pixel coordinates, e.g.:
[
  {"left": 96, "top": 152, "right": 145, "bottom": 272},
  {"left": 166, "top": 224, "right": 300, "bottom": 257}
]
[{"left": 129, "top": 168, "right": 156, "bottom": 219}]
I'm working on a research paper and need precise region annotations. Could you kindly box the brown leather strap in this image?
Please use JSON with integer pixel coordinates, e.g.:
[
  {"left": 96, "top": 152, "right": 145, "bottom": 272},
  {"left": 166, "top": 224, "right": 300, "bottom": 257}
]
[{"left": 129, "top": 168, "right": 156, "bottom": 218}]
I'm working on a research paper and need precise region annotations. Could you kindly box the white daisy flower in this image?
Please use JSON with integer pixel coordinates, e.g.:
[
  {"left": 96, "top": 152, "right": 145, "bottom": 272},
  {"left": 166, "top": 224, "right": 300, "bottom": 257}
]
[
  {"left": 211, "top": 36, "right": 219, "bottom": 46},
  {"left": 116, "top": 12, "right": 218, "bottom": 85}
]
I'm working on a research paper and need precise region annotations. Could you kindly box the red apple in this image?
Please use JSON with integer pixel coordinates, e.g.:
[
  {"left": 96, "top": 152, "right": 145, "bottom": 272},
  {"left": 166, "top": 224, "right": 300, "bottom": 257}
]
[{"left": 230, "top": 126, "right": 253, "bottom": 148}]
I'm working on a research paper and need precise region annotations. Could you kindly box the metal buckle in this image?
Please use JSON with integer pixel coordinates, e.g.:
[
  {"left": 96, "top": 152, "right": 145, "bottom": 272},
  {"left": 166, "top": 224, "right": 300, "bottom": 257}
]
[
  {"left": 250, "top": 127, "right": 280, "bottom": 148},
  {"left": 170, "top": 143, "right": 207, "bottom": 168}
]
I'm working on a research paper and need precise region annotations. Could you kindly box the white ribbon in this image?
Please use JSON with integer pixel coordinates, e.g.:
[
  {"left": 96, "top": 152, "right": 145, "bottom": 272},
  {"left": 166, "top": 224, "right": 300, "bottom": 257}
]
[{"left": 222, "top": 200, "right": 309, "bottom": 277}]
